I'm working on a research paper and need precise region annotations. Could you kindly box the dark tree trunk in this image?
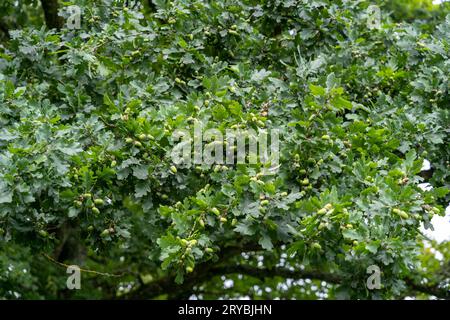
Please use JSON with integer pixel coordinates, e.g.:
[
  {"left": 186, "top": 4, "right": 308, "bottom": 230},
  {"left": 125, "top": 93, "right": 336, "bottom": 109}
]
[
  {"left": 40, "top": 0, "right": 63, "bottom": 29},
  {"left": 148, "top": 0, "right": 157, "bottom": 12},
  {"left": 0, "top": 21, "right": 9, "bottom": 39}
]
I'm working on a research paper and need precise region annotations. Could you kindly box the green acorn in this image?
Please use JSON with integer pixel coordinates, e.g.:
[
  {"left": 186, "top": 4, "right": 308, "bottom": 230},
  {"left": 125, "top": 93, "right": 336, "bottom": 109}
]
[
  {"left": 125, "top": 137, "right": 133, "bottom": 144},
  {"left": 211, "top": 207, "right": 220, "bottom": 216},
  {"left": 100, "top": 229, "right": 110, "bottom": 237},
  {"left": 94, "top": 198, "right": 104, "bottom": 206},
  {"left": 38, "top": 230, "right": 48, "bottom": 238},
  {"left": 260, "top": 199, "right": 269, "bottom": 206},
  {"left": 301, "top": 178, "right": 309, "bottom": 186},
  {"left": 432, "top": 207, "right": 440, "bottom": 214},
  {"left": 318, "top": 222, "right": 328, "bottom": 230},
  {"left": 92, "top": 207, "right": 100, "bottom": 215},
  {"left": 220, "top": 217, "right": 228, "bottom": 223},
  {"left": 399, "top": 211, "right": 409, "bottom": 219},
  {"left": 170, "top": 165, "right": 177, "bottom": 174},
  {"left": 393, "top": 208, "right": 409, "bottom": 218},
  {"left": 186, "top": 266, "right": 194, "bottom": 273},
  {"left": 312, "top": 242, "right": 322, "bottom": 250}
]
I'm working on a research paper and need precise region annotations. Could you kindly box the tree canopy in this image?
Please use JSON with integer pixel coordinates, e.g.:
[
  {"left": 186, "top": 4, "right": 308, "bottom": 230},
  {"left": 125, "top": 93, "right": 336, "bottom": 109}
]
[{"left": 0, "top": 0, "right": 449, "bottom": 300}]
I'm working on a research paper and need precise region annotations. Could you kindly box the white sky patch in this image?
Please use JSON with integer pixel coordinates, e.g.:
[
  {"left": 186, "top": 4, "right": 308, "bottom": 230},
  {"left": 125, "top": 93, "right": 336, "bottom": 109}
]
[
  {"left": 421, "top": 206, "right": 450, "bottom": 243},
  {"left": 421, "top": 159, "right": 431, "bottom": 171},
  {"left": 418, "top": 182, "right": 433, "bottom": 191},
  {"left": 418, "top": 159, "right": 450, "bottom": 243},
  {"left": 430, "top": 247, "right": 444, "bottom": 261},
  {"left": 224, "top": 279, "right": 234, "bottom": 289}
]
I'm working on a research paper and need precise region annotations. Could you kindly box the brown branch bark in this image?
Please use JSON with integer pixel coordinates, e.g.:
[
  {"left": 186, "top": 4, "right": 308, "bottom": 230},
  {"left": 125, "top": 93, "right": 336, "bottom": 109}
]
[
  {"left": 219, "top": 266, "right": 449, "bottom": 300},
  {"left": 122, "top": 246, "right": 449, "bottom": 300},
  {"left": 211, "top": 265, "right": 342, "bottom": 285},
  {"left": 127, "top": 264, "right": 449, "bottom": 300},
  {"left": 122, "top": 242, "right": 262, "bottom": 299},
  {"left": 404, "top": 278, "right": 450, "bottom": 299}
]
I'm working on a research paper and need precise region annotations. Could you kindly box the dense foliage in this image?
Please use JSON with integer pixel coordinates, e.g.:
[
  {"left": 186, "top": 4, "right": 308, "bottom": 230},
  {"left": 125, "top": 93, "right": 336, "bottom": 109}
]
[{"left": 0, "top": 0, "right": 449, "bottom": 299}]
